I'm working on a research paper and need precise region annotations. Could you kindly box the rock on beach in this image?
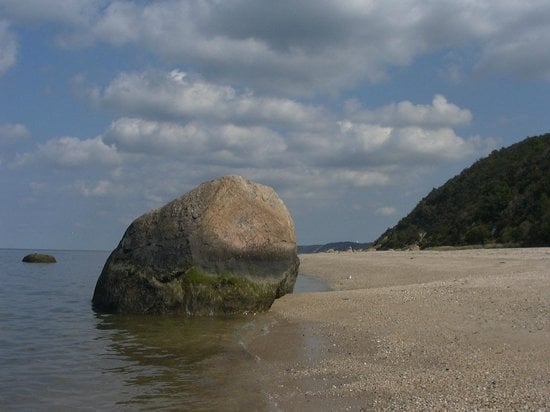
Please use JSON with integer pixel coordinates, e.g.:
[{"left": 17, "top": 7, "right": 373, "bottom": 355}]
[{"left": 92, "top": 175, "right": 299, "bottom": 315}]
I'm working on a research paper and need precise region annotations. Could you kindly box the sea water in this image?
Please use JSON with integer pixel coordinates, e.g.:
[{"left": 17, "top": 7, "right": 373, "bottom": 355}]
[{"left": 0, "top": 249, "right": 326, "bottom": 410}]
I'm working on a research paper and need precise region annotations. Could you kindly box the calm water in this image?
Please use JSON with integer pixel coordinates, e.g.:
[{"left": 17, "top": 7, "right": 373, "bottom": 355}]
[{"left": 0, "top": 249, "right": 326, "bottom": 411}]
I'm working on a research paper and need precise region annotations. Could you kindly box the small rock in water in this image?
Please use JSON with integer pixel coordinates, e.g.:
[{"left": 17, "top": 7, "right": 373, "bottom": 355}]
[{"left": 22, "top": 253, "right": 56, "bottom": 263}]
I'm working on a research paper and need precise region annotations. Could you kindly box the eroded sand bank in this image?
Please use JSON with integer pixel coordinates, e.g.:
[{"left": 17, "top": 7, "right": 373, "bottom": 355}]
[{"left": 245, "top": 248, "right": 550, "bottom": 411}]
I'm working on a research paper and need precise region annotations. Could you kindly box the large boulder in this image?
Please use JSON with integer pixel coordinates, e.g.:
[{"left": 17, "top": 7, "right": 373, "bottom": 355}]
[{"left": 92, "top": 176, "right": 299, "bottom": 315}]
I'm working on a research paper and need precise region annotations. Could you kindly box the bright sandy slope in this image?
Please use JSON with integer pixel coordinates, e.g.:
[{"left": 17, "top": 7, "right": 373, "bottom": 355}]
[{"left": 245, "top": 248, "right": 550, "bottom": 411}]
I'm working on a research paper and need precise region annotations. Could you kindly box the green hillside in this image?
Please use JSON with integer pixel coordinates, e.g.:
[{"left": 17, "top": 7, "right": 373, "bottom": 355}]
[{"left": 374, "top": 133, "right": 550, "bottom": 250}]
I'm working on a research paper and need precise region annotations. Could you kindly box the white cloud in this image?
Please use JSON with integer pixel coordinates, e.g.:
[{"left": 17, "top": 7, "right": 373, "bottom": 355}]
[
  {"left": 75, "top": 179, "right": 114, "bottom": 197},
  {"left": 29, "top": 136, "right": 121, "bottom": 168},
  {"left": 85, "top": 92, "right": 478, "bottom": 194},
  {"left": 91, "top": 1, "right": 143, "bottom": 46},
  {"left": 348, "top": 95, "right": 472, "bottom": 128},
  {"left": 103, "top": 117, "right": 207, "bottom": 155},
  {"left": 337, "top": 121, "right": 393, "bottom": 151},
  {"left": 83, "top": 0, "right": 433, "bottom": 93},
  {"left": 291, "top": 96, "right": 476, "bottom": 170},
  {"left": 88, "top": 1, "right": 550, "bottom": 91},
  {"left": 469, "top": 1, "right": 550, "bottom": 80},
  {"left": 103, "top": 117, "right": 288, "bottom": 167},
  {"left": 13, "top": 92, "right": 483, "bottom": 207},
  {"left": 375, "top": 206, "right": 397, "bottom": 216},
  {"left": 477, "top": 25, "right": 550, "bottom": 80},
  {"left": 89, "top": 74, "right": 473, "bottom": 166},
  {"left": 0, "top": 20, "right": 17, "bottom": 76},
  {"left": 5, "top": 1, "right": 550, "bottom": 91},
  {"left": 0, "top": 0, "right": 101, "bottom": 25},
  {"left": 392, "top": 127, "right": 476, "bottom": 161},
  {"left": 0, "top": 123, "right": 29, "bottom": 143},
  {"left": 330, "top": 170, "right": 391, "bottom": 188},
  {"left": 91, "top": 69, "right": 326, "bottom": 129}
]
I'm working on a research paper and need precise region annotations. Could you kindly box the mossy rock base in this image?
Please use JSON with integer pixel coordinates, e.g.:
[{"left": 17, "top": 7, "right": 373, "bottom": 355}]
[
  {"left": 22, "top": 253, "right": 57, "bottom": 263},
  {"left": 176, "top": 268, "right": 281, "bottom": 315},
  {"left": 93, "top": 265, "right": 296, "bottom": 315}
]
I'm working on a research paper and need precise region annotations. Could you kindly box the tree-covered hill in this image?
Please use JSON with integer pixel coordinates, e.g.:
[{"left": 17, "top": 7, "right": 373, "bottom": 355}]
[{"left": 374, "top": 133, "right": 550, "bottom": 249}]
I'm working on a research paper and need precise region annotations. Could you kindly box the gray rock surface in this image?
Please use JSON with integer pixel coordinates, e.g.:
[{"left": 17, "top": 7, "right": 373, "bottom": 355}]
[
  {"left": 92, "top": 175, "right": 299, "bottom": 314},
  {"left": 22, "top": 253, "right": 56, "bottom": 263}
]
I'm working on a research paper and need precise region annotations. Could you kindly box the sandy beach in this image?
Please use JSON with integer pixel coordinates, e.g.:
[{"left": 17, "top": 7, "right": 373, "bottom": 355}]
[{"left": 244, "top": 248, "right": 550, "bottom": 411}]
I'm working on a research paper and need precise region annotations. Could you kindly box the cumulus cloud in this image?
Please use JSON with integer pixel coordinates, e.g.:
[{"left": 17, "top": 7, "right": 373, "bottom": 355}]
[
  {"left": 473, "top": 2, "right": 550, "bottom": 80},
  {"left": 0, "top": 0, "right": 101, "bottom": 25},
  {"left": 4, "top": 1, "right": 550, "bottom": 92},
  {"left": 75, "top": 179, "right": 114, "bottom": 197},
  {"left": 32, "top": 91, "right": 476, "bottom": 189},
  {"left": 103, "top": 117, "right": 287, "bottom": 167},
  {"left": 0, "top": 20, "right": 17, "bottom": 76},
  {"left": 0, "top": 123, "right": 29, "bottom": 144},
  {"left": 391, "top": 127, "right": 475, "bottom": 161},
  {"left": 18, "top": 136, "right": 121, "bottom": 168},
  {"left": 89, "top": 69, "right": 326, "bottom": 129},
  {"left": 83, "top": 0, "right": 437, "bottom": 93},
  {"left": 83, "top": 1, "right": 550, "bottom": 91},
  {"left": 477, "top": 25, "right": 550, "bottom": 80},
  {"left": 84, "top": 69, "right": 477, "bottom": 175},
  {"left": 288, "top": 95, "right": 476, "bottom": 170},
  {"left": 348, "top": 95, "right": 473, "bottom": 128},
  {"left": 375, "top": 206, "right": 397, "bottom": 216},
  {"left": 302, "top": 124, "right": 477, "bottom": 169},
  {"left": 13, "top": 89, "right": 482, "bottom": 210},
  {"left": 329, "top": 170, "right": 391, "bottom": 188}
]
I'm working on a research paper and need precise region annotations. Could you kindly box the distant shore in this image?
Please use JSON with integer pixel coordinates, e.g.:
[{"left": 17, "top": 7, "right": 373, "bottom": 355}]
[{"left": 244, "top": 248, "right": 550, "bottom": 410}]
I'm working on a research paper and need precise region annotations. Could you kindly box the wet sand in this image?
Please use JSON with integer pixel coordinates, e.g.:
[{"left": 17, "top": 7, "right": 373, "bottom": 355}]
[{"left": 245, "top": 248, "right": 550, "bottom": 411}]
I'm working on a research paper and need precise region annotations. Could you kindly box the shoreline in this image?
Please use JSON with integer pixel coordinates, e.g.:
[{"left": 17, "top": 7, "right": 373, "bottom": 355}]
[{"left": 244, "top": 248, "right": 550, "bottom": 410}]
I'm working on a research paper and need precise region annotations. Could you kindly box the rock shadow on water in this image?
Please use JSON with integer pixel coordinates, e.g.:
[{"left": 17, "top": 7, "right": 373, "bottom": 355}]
[
  {"left": 94, "top": 312, "right": 269, "bottom": 410},
  {"left": 293, "top": 272, "right": 331, "bottom": 293},
  {"left": 91, "top": 271, "right": 330, "bottom": 410}
]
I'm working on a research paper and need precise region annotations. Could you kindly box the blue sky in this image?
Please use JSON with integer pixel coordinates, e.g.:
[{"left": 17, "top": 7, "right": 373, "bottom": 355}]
[{"left": 1, "top": 1, "right": 549, "bottom": 250}]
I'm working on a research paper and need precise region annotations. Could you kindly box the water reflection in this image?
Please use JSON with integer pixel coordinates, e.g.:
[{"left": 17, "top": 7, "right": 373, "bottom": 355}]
[
  {"left": 293, "top": 272, "right": 331, "bottom": 293},
  {"left": 95, "top": 313, "right": 262, "bottom": 410},
  {"left": 91, "top": 272, "right": 327, "bottom": 410}
]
